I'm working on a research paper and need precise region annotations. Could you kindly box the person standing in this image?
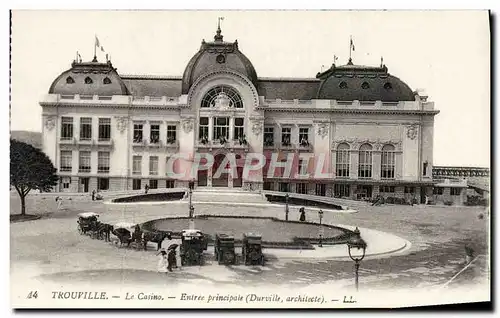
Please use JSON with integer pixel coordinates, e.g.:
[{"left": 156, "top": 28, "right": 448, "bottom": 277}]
[
  {"left": 156, "top": 249, "right": 168, "bottom": 274},
  {"left": 145, "top": 184, "right": 149, "bottom": 194},
  {"left": 91, "top": 189, "right": 96, "bottom": 201},
  {"left": 167, "top": 248, "right": 177, "bottom": 272},
  {"left": 299, "top": 207, "right": 306, "bottom": 222},
  {"left": 55, "top": 196, "right": 62, "bottom": 210}
]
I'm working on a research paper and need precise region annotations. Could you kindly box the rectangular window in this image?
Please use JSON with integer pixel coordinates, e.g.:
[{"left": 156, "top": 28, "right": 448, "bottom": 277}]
[
  {"left": 380, "top": 186, "right": 395, "bottom": 193},
  {"left": 61, "top": 117, "right": 73, "bottom": 140},
  {"left": 60, "top": 151, "right": 72, "bottom": 172},
  {"left": 264, "top": 127, "right": 274, "bottom": 146},
  {"left": 149, "top": 179, "right": 158, "bottom": 189},
  {"left": 133, "top": 179, "right": 142, "bottom": 190},
  {"left": 263, "top": 181, "right": 274, "bottom": 191},
  {"left": 213, "top": 117, "right": 229, "bottom": 140},
  {"left": 233, "top": 118, "right": 244, "bottom": 140},
  {"left": 404, "top": 186, "right": 415, "bottom": 194},
  {"left": 167, "top": 125, "right": 177, "bottom": 144},
  {"left": 98, "top": 178, "right": 109, "bottom": 191},
  {"left": 150, "top": 124, "right": 160, "bottom": 144},
  {"left": 133, "top": 123, "right": 143, "bottom": 143},
  {"left": 199, "top": 117, "right": 209, "bottom": 141},
  {"left": 98, "top": 118, "right": 111, "bottom": 141},
  {"left": 79, "top": 117, "right": 92, "bottom": 140},
  {"left": 78, "top": 151, "right": 91, "bottom": 173},
  {"left": 296, "top": 183, "right": 308, "bottom": 194},
  {"left": 298, "top": 159, "right": 308, "bottom": 176},
  {"left": 60, "top": 177, "right": 70, "bottom": 189},
  {"left": 166, "top": 180, "right": 175, "bottom": 188},
  {"left": 433, "top": 187, "right": 444, "bottom": 195},
  {"left": 97, "top": 151, "right": 110, "bottom": 173},
  {"left": 149, "top": 156, "right": 159, "bottom": 175},
  {"left": 299, "top": 127, "right": 309, "bottom": 146},
  {"left": 451, "top": 188, "right": 462, "bottom": 196},
  {"left": 281, "top": 127, "right": 291, "bottom": 146},
  {"left": 132, "top": 156, "right": 142, "bottom": 175},
  {"left": 334, "top": 184, "right": 350, "bottom": 198},
  {"left": 315, "top": 184, "right": 326, "bottom": 196},
  {"left": 279, "top": 182, "right": 289, "bottom": 192}
]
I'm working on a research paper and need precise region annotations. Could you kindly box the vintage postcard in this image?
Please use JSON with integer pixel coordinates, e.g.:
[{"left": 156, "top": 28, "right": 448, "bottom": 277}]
[{"left": 9, "top": 10, "right": 491, "bottom": 309}]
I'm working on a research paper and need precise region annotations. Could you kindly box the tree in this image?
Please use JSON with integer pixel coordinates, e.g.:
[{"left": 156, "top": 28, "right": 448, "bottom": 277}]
[{"left": 10, "top": 139, "right": 58, "bottom": 215}]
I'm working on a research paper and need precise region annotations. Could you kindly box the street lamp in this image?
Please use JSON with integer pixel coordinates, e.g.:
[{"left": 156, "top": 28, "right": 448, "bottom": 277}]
[
  {"left": 285, "top": 193, "right": 289, "bottom": 221},
  {"left": 318, "top": 209, "right": 324, "bottom": 225},
  {"left": 318, "top": 209, "right": 324, "bottom": 248},
  {"left": 188, "top": 180, "right": 195, "bottom": 218},
  {"left": 347, "top": 227, "right": 367, "bottom": 292}
]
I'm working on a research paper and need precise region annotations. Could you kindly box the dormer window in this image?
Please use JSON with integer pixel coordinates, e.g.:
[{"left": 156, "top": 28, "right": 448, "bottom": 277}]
[
  {"left": 66, "top": 76, "right": 75, "bottom": 84},
  {"left": 103, "top": 77, "right": 112, "bottom": 84},
  {"left": 361, "top": 82, "right": 370, "bottom": 89},
  {"left": 84, "top": 77, "right": 93, "bottom": 84},
  {"left": 384, "top": 82, "right": 393, "bottom": 90},
  {"left": 339, "top": 81, "right": 348, "bottom": 89}
]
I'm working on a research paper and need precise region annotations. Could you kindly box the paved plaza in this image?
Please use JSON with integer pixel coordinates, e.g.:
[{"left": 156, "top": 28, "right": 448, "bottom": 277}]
[{"left": 10, "top": 190, "right": 489, "bottom": 298}]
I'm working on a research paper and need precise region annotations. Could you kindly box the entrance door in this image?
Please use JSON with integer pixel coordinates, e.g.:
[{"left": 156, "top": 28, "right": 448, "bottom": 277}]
[
  {"left": 233, "top": 167, "right": 243, "bottom": 188},
  {"left": 212, "top": 154, "right": 229, "bottom": 187},
  {"left": 79, "top": 177, "right": 89, "bottom": 192},
  {"left": 420, "top": 187, "right": 426, "bottom": 204}
]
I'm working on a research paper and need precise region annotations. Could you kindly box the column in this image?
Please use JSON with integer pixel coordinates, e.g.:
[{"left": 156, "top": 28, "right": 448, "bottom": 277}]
[
  {"left": 229, "top": 117, "right": 234, "bottom": 141},
  {"left": 208, "top": 117, "right": 214, "bottom": 141},
  {"left": 373, "top": 151, "right": 381, "bottom": 180},
  {"left": 207, "top": 167, "right": 213, "bottom": 187},
  {"left": 350, "top": 150, "right": 359, "bottom": 180}
]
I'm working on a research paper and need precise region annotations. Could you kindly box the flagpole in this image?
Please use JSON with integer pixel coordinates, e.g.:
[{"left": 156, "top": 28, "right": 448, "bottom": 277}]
[
  {"left": 349, "top": 35, "right": 352, "bottom": 61},
  {"left": 93, "top": 35, "right": 97, "bottom": 62}
]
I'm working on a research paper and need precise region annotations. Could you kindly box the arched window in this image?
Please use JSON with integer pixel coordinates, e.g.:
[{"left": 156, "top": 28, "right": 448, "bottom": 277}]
[
  {"left": 358, "top": 143, "right": 373, "bottom": 178},
  {"left": 361, "top": 82, "right": 370, "bottom": 89},
  {"left": 103, "top": 77, "right": 112, "bottom": 84},
  {"left": 336, "top": 143, "right": 350, "bottom": 178},
  {"left": 201, "top": 85, "right": 243, "bottom": 108},
  {"left": 66, "top": 76, "right": 75, "bottom": 84},
  {"left": 339, "top": 81, "right": 348, "bottom": 89},
  {"left": 381, "top": 144, "right": 395, "bottom": 179},
  {"left": 84, "top": 77, "right": 93, "bottom": 84}
]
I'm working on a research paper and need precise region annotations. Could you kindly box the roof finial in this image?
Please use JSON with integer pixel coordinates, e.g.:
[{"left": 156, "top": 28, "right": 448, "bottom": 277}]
[
  {"left": 348, "top": 35, "right": 355, "bottom": 65},
  {"left": 380, "top": 56, "right": 384, "bottom": 67},
  {"left": 214, "top": 17, "right": 224, "bottom": 42}
]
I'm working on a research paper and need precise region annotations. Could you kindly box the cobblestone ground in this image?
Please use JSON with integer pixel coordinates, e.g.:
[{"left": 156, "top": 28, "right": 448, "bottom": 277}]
[{"left": 10, "top": 192, "right": 489, "bottom": 292}]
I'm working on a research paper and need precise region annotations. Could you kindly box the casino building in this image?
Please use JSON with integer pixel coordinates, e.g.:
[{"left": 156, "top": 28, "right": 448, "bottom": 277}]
[{"left": 40, "top": 25, "right": 439, "bottom": 203}]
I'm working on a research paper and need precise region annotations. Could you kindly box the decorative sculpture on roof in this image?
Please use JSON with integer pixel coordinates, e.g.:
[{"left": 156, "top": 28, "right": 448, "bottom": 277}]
[{"left": 213, "top": 92, "right": 231, "bottom": 109}]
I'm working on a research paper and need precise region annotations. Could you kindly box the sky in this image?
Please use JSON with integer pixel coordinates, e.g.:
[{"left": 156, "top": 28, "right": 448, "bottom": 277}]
[{"left": 9, "top": 10, "right": 490, "bottom": 167}]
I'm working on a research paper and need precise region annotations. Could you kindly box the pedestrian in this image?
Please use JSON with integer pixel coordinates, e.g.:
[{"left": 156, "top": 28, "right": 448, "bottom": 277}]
[
  {"left": 145, "top": 184, "right": 149, "bottom": 194},
  {"left": 465, "top": 244, "right": 475, "bottom": 264},
  {"left": 167, "top": 248, "right": 177, "bottom": 272},
  {"left": 55, "top": 196, "right": 62, "bottom": 210},
  {"left": 91, "top": 189, "right": 96, "bottom": 201},
  {"left": 299, "top": 207, "right": 306, "bottom": 222},
  {"left": 156, "top": 249, "right": 168, "bottom": 274},
  {"left": 424, "top": 195, "right": 429, "bottom": 205}
]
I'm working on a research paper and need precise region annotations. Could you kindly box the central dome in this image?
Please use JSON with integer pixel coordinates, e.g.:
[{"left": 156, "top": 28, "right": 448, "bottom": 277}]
[{"left": 181, "top": 26, "right": 258, "bottom": 94}]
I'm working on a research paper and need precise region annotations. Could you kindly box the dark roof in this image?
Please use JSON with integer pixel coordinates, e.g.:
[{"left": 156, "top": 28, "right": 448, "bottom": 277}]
[
  {"left": 257, "top": 78, "right": 320, "bottom": 100},
  {"left": 121, "top": 76, "right": 182, "bottom": 97},
  {"left": 49, "top": 61, "right": 129, "bottom": 96},
  {"left": 316, "top": 60, "right": 415, "bottom": 102},
  {"left": 181, "top": 27, "right": 258, "bottom": 94}
]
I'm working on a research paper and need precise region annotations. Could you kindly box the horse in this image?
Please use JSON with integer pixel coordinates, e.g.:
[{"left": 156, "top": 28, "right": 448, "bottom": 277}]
[
  {"left": 142, "top": 231, "right": 172, "bottom": 251},
  {"left": 96, "top": 222, "right": 113, "bottom": 242},
  {"left": 112, "top": 228, "right": 132, "bottom": 247}
]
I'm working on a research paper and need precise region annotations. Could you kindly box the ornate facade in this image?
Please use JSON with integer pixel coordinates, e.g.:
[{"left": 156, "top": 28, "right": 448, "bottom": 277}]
[{"left": 40, "top": 25, "right": 439, "bottom": 202}]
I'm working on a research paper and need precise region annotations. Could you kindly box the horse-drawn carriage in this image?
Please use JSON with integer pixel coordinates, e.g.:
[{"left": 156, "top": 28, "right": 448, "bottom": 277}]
[
  {"left": 77, "top": 212, "right": 99, "bottom": 235},
  {"left": 242, "top": 233, "right": 265, "bottom": 266},
  {"left": 180, "top": 229, "right": 208, "bottom": 266},
  {"left": 214, "top": 233, "right": 236, "bottom": 265}
]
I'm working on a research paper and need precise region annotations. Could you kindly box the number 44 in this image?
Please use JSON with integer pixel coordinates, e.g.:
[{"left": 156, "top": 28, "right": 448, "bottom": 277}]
[{"left": 27, "top": 291, "right": 38, "bottom": 299}]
